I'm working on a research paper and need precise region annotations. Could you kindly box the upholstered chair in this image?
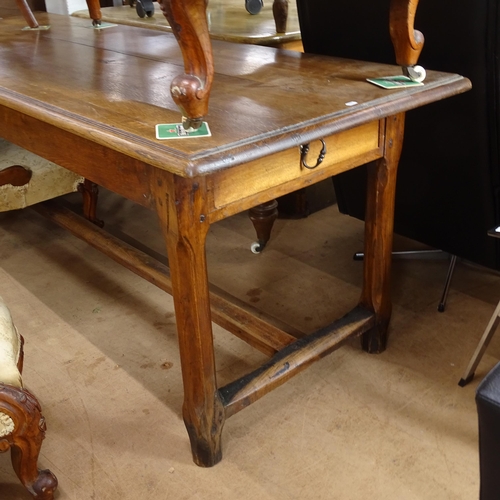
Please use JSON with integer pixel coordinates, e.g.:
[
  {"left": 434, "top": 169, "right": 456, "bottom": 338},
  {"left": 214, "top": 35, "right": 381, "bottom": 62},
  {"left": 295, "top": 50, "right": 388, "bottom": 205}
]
[{"left": 0, "top": 298, "right": 58, "bottom": 499}]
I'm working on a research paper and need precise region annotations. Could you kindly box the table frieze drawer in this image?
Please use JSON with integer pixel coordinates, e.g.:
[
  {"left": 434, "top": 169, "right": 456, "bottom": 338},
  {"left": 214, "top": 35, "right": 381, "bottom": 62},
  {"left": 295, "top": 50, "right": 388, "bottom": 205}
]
[{"left": 211, "top": 121, "right": 381, "bottom": 210}]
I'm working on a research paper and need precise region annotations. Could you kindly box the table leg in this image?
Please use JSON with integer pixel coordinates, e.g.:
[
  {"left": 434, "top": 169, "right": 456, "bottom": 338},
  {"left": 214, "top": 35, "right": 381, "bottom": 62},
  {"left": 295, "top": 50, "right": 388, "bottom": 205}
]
[
  {"left": 360, "top": 113, "right": 405, "bottom": 353},
  {"left": 158, "top": 0, "right": 213, "bottom": 130},
  {"left": 152, "top": 173, "right": 225, "bottom": 467}
]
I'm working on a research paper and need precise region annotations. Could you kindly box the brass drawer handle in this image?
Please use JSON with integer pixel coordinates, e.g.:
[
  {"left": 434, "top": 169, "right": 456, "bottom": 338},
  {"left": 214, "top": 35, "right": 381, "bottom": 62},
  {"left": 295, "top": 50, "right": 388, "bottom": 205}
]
[{"left": 300, "top": 139, "right": 327, "bottom": 169}]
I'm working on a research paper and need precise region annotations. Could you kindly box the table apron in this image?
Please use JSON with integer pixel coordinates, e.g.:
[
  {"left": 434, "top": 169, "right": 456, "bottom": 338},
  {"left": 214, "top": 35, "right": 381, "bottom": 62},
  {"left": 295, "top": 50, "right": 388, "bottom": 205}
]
[
  {"left": 0, "top": 107, "right": 156, "bottom": 211},
  {"left": 206, "top": 120, "right": 383, "bottom": 222}
]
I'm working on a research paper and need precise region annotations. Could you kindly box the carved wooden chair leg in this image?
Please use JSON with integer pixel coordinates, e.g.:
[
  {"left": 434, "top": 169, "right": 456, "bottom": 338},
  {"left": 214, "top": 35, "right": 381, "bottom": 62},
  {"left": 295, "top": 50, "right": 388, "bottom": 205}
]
[
  {"left": 78, "top": 179, "right": 104, "bottom": 227},
  {"left": 15, "top": 0, "right": 39, "bottom": 29},
  {"left": 248, "top": 199, "right": 278, "bottom": 254},
  {"left": 0, "top": 165, "right": 32, "bottom": 188},
  {"left": 159, "top": 0, "right": 213, "bottom": 129},
  {"left": 389, "top": 0, "right": 425, "bottom": 81},
  {"left": 272, "top": 0, "right": 288, "bottom": 33},
  {"left": 1, "top": 385, "right": 58, "bottom": 500},
  {"left": 85, "top": 0, "right": 103, "bottom": 26},
  {"left": 359, "top": 114, "right": 405, "bottom": 353},
  {"left": 0, "top": 300, "right": 57, "bottom": 499}
]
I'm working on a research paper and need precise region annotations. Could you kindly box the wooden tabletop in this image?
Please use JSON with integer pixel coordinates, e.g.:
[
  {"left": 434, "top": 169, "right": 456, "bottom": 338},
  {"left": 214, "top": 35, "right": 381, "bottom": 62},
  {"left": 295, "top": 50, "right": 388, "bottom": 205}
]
[
  {"left": 72, "top": 0, "right": 301, "bottom": 46},
  {"left": 0, "top": 13, "right": 470, "bottom": 178},
  {"left": 0, "top": 0, "right": 24, "bottom": 18}
]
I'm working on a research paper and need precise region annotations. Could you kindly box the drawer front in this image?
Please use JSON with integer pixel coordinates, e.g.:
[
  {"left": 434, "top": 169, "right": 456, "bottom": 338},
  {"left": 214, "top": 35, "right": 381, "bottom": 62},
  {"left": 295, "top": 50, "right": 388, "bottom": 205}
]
[{"left": 211, "top": 121, "right": 381, "bottom": 210}]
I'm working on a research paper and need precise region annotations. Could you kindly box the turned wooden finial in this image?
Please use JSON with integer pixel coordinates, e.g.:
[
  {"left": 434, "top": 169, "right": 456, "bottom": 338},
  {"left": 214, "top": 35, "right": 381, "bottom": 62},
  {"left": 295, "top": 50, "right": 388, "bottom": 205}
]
[{"left": 158, "top": 0, "right": 213, "bottom": 130}]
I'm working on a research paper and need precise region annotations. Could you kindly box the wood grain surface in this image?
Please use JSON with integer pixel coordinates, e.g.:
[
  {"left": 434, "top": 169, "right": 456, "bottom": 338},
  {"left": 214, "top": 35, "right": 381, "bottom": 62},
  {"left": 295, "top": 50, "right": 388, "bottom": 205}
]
[{"left": 0, "top": 14, "right": 470, "bottom": 178}]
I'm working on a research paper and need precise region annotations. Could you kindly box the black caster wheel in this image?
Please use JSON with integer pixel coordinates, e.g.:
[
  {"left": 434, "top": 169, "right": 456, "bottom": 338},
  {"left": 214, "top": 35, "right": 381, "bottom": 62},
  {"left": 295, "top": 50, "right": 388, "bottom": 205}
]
[
  {"left": 245, "top": 0, "right": 264, "bottom": 15},
  {"left": 136, "top": 0, "right": 146, "bottom": 18},
  {"left": 136, "top": 0, "right": 154, "bottom": 18}
]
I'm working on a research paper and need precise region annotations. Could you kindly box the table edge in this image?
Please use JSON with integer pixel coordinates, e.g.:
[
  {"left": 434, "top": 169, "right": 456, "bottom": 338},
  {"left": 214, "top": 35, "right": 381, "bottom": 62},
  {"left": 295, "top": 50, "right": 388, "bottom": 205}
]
[{"left": 0, "top": 75, "right": 471, "bottom": 178}]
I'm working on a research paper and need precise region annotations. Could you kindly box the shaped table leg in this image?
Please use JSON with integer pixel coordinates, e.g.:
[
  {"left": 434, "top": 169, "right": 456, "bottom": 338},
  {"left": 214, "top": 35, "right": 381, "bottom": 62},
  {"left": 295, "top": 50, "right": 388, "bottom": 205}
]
[
  {"left": 360, "top": 113, "right": 405, "bottom": 353},
  {"left": 152, "top": 172, "right": 225, "bottom": 467}
]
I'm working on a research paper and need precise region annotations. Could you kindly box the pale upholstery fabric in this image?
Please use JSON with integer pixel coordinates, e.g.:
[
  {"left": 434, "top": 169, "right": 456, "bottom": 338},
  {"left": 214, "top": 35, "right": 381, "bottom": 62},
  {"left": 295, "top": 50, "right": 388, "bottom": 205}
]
[
  {"left": 0, "top": 297, "right": 22, "bottom": 389},
  {"left": 0, "top": 138, "right": 84, "bottom": 211},
  {"left": 0, "top": 297, "right": 22, "bottom": 438}
]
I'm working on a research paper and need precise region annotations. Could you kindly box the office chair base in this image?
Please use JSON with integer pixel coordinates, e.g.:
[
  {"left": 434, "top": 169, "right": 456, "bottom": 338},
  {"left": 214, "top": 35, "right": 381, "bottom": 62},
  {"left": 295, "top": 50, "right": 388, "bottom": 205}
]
[{"left": 353, "top": 249, "right": 456, "bottom": 311}]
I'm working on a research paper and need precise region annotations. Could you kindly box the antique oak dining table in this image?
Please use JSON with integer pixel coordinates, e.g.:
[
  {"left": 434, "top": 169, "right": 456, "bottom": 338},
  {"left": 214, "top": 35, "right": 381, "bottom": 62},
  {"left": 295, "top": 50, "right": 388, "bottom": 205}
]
[{"left": 0, "top": 12, "right": 470, "bottom": 467}]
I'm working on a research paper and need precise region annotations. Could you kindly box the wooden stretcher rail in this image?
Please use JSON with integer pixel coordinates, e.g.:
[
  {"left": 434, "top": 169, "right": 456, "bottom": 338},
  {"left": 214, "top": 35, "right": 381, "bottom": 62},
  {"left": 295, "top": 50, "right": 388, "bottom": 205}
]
[
  {"left": 219, "top": 306, "right": 375, "bottom": 417},
  {"left": 33, "top": 201, "right": 375, "bottom": 421},
  {"left": 32, "top": 200, "right": 297, "bottom": 357}
]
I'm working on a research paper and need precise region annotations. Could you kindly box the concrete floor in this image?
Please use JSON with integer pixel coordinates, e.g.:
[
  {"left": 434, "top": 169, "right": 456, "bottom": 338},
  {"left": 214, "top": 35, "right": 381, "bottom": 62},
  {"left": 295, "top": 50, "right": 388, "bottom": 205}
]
[{"left": 0, "top": 184, "right": 497, "bottom": 499}]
